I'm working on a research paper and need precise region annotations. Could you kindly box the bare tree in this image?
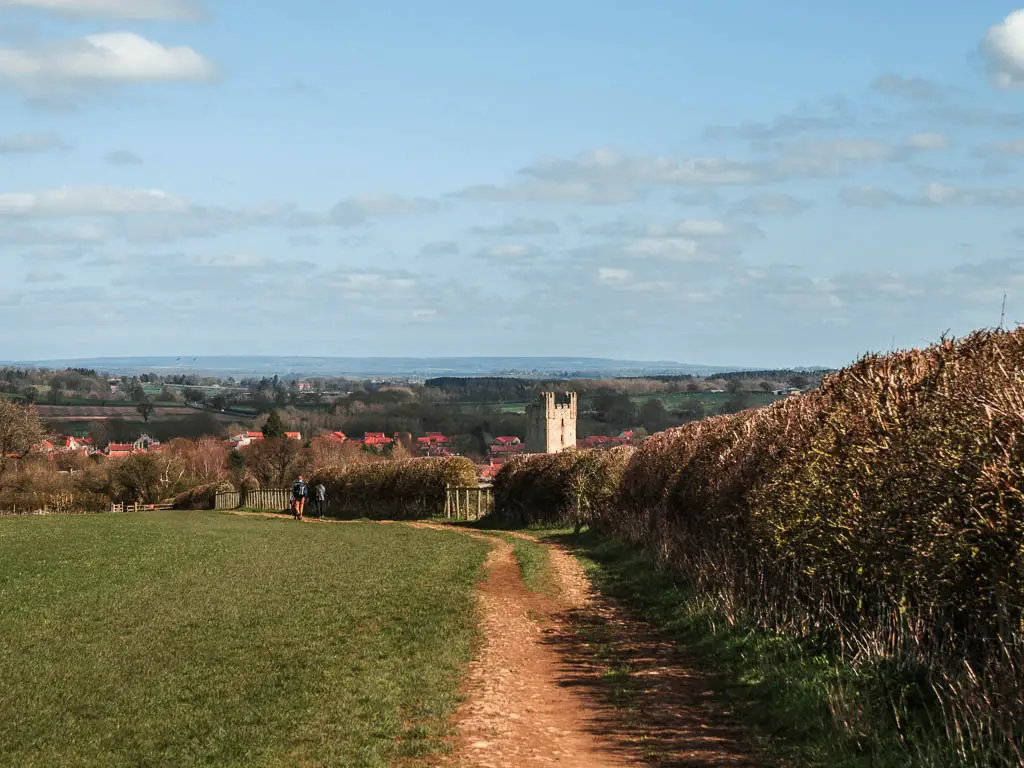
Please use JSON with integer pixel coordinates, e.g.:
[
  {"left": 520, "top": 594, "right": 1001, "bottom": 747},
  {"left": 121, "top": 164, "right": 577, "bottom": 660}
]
[
  {"left": 241, "top": 438, "right": 309, "bottom": 487},
  {"left": 0, "top": 400, "right": 49, "bottom": 476},
  {"left": 136, "top": 401, "right": 155, "bottom": 423}
]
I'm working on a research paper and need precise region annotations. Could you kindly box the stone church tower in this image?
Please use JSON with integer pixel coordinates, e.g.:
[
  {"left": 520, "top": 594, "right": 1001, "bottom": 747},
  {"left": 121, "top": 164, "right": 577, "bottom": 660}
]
[{"left": 525, "top": 392, "right": 577, "bottom": 454}]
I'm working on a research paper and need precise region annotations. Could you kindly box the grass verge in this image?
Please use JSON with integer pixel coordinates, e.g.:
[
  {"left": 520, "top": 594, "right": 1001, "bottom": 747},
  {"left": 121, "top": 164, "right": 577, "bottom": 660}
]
[
  {"left": 548, "top": 530, "right": 918, "bottom": 768},
  {"left": 453, "top": 519, "right": 566, "bottom": 597},
  {"left": 487, "top": 534, "right": 555, "bottom": 596},
  {"left": 0, "top": 511, "right": 489, "bottom": 768}
]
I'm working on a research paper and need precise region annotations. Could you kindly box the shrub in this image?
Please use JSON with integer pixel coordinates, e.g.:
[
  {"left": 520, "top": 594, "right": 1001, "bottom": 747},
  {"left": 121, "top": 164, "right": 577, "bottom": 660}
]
[
  {"left": 492, "top": 448, "right": 634, "bottom": 530},
  {"left": 173, "top": 480, "right": 234, "bottom": 511}
]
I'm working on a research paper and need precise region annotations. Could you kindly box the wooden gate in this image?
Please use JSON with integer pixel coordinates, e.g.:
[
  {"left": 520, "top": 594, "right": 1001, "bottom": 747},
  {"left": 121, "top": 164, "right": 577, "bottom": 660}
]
[{"left": 444, "top": 485, "right": 493, "bottom": 521}]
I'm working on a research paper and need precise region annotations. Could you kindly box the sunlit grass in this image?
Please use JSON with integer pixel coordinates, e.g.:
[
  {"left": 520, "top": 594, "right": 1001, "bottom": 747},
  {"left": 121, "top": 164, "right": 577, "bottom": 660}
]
[{"left": 0, "top": 512, "right": 488, "bottom": 767}]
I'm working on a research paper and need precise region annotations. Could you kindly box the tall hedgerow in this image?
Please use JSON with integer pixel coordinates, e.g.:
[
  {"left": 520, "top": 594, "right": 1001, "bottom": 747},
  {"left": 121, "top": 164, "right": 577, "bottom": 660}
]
[
  {"left": 311, "top": 456, "right": 477, "bottom": 519},
  {"left": 604, "top": 328, "right": 1024, "bottom": 764}
]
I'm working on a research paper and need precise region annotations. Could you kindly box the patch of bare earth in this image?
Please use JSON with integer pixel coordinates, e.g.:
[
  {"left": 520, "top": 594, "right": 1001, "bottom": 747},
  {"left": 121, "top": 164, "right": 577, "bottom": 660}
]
[{"left": 425, "top": 524, "right": 766, "bottom": 768}]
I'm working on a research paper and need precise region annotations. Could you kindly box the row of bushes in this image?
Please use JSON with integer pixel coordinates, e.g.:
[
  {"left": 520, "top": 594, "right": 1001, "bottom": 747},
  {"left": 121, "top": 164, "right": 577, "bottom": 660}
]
[
  {"left": 311, "top": 456, "right": 478, "bottom": 519},
  {"left": 0, "top": 489, "right": 109, "bottom": 516},
  {"left": 491, "top": 328, "right": 1024, "bottom": 765}
]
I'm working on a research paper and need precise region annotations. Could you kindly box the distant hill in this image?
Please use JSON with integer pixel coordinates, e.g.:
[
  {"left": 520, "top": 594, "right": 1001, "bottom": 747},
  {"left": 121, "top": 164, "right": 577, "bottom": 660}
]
[{"left": 1, "top": 356, "right": 755, "bottom": 378}]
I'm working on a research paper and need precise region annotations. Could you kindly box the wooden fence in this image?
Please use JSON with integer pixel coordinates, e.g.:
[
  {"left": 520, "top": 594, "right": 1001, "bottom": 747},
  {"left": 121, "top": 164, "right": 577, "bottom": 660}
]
[
  {"left": 214, "top": 485, "right": 493, "bottom": 520},
  {"left": 444, "top": 485, "right": 493, "bottom": 521},
  {"left": 214, "top": 491, "right": 241, "bottom": 510},
  {"left": 214, "top": 488, "right": 291, "bottom": 512}
]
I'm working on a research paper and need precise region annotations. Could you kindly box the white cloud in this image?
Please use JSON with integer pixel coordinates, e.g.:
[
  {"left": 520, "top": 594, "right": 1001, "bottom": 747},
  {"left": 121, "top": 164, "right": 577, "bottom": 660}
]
[
  {"left": 0, "top": 131, "right": 65, "bottom": 153},
  {"left": 622, "top": 238, "right": 705, "bottom": 262},
  {"left": 329, "top": 272, "right": 418, "bottom": 293},
  {"left": 730, "top": 192, "right": 810, "bottom": 216},
  {"left": 470, "top": 217, "right": 560, "bottom": 236},
  {"left": 982, "top": 10, "right": 1024, "bottom": 89},
  {"left": 329, "top": 194, "right": 440, "bottom": 225},
  {"left": 0, "top": 0, "right": 204, "bottom": 20},
  {"left": 478, "top": 243, "right": 541, "bottom": 261},
  {"left": 0, "top": 186, "right": 188, "bottom": 217},
  {"left": 0, "top": 186, "right": 445, "bottom": 247},
  {"left": 840, "top": 182, "right": 1024, "bottom": 208},
  {"left": 597, "top": 267, "right": 632, "bottom": 283},
  {"left": 526, "top": 148, "right": 770, "bottom": 186},
  {"left": 978, "top": 139, "right": 1024, "bottom": 156},
  {"left": 453, "top": 178, "right": 642, "bottom": 205},
  {"left": 674, "top": 189, "right": 721, "bottom": 206},
  {"left": 838, "top": 185, "right": 912, "bottom": 207},
  {"left": 24, "top": 270, "right": 67, "bottom": 283},
  {"left": 586, "top": 217, "right": 750, "bottom": 238},
  {"left": 188, "top": 253, "right": 270, "bottom": 269},
  {"left": 907, "top": 132, "right": 951, "bottom": 150},
  {"left": 0, "top": 32, "right": 216, "bottom": 96},
  {"left": 105, "top": 149, "right": 143, "bottom": 166},
  {"left": 475, "top": 141, "right": 905, "bottom": 203},
  {"left": 704, "top": 113, "right": 843, "bottom": 141},
  {"left": 609, "top": 279, "right": 675, "bottom": 294},
  {"left": 287, "top": 234, "right": 319, "bottom": 247},
  {"left": 871, "top": 73, "right": 946, "bottom": 102},
  {"left": 771, "top": 138, "right": 896, "bottom": 176},
  {"left": 420, "top": 240, "right": 460, "bottom": 257},
  {"left": 921, "top": 181, "right": 959, "bottom": 205}
]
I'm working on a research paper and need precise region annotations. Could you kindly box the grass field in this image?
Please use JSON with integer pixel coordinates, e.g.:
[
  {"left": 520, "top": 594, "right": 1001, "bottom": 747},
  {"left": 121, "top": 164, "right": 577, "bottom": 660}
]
[{"left": 0, "top": 512, "right": 489, "bottom": 767}]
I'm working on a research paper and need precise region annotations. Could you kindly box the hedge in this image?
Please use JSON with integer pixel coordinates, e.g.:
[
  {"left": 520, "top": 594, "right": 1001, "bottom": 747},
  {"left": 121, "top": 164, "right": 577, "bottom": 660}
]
[
  {"left": 312, "top": 456, "right": 478, "bottom": 519},
  {"left": 491, "top": 447, "right": 634, "bottom": 529},
  {"left": 607, "top": 329, "right": 1024, "bottom": 763}
]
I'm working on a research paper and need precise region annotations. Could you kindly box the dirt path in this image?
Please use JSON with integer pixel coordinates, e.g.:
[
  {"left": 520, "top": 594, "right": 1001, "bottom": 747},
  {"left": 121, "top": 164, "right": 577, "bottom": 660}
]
[
  {"left": 222, "top": 513, "right": 765, "bottom": 765},
  {"left": 420, "top": 524, "right": 765, "bottom": 768},
  {"left": 432, "top": 533, "right": 638, "bottom": 767}
]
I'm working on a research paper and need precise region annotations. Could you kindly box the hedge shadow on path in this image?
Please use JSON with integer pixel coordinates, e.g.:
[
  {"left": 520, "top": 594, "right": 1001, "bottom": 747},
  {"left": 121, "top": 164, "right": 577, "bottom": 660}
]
[{"left": 537, "top": 532, "right": 767, "bottom": 768}]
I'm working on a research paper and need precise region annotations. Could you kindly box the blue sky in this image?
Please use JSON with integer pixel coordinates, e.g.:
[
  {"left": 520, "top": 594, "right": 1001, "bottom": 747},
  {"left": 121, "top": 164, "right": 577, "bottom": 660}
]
[{"left": 2, "top": 0, "right": 1024, "bottom": 368}]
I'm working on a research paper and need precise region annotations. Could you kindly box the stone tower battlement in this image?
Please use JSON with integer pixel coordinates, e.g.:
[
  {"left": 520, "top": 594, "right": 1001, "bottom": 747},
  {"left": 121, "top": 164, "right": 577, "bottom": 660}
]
[{"left": 525, "top": 391, "right": 577, "bottom": 454}]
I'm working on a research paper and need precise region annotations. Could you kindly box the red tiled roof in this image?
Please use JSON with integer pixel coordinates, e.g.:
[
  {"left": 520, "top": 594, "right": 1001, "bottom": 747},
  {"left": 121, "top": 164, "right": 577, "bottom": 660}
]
[
  {"left": 493, "top": 436, "right": 520, "bottom": 444},
  {"left": 108, "top": 443, "right": 133, "bottom": 452},
  {"left": 489, "top": 443, "right": 526, "bottom": 454},
  {"left": 285, "top": 431, "right": 302, "bottom": 440}
]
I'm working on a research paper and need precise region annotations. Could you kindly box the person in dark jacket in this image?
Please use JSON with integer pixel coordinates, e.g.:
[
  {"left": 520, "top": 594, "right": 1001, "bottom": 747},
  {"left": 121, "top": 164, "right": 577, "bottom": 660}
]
[{"left": 312, "top": 481, "right": 326, "bottom": 519}]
